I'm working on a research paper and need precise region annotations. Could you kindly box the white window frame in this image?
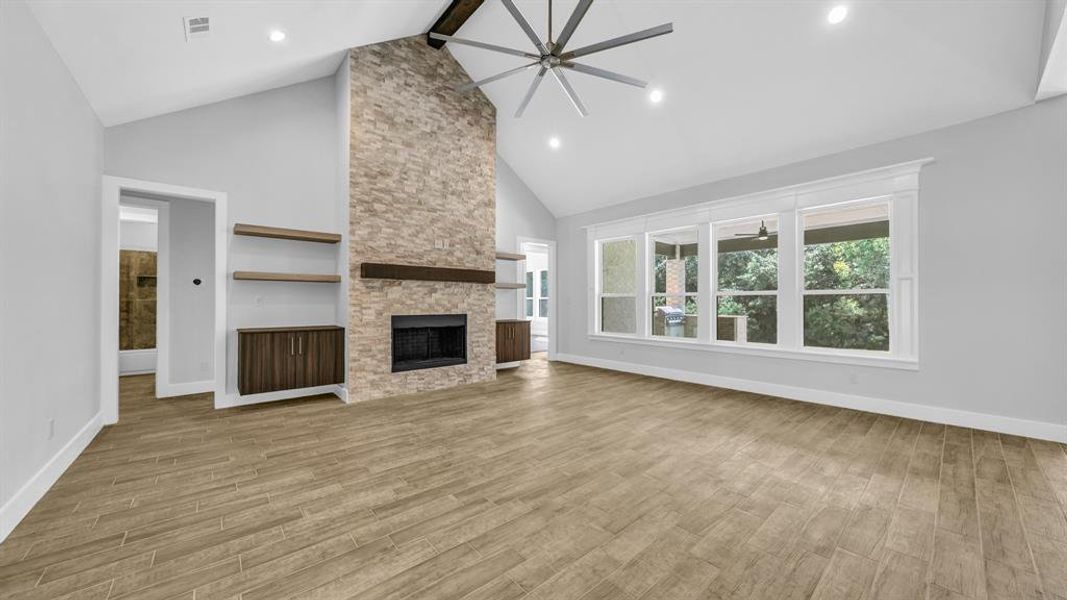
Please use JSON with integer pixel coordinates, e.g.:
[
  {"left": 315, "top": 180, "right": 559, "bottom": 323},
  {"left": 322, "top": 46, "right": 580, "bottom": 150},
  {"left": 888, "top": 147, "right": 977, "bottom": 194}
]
[
  {"left": 798, "top": 197, "right": 893, "bottom": 354},
  {"left": 537, "top": 270, "right": 549, "bottom": 318},
  {"left": 648, "top": 227, "right": 700, "bottom": 339},
  {"left": 711, "top": 214, "right": 781, "bottom": 347},
  {"left": 593, "top": 236, "right": 642, "bottom": 337},
  {"left": 524, "top": 271, "right": 535, "bottom": 318},
  {"left": 584, "top": 159, "right": 928, "bottom": 369}
]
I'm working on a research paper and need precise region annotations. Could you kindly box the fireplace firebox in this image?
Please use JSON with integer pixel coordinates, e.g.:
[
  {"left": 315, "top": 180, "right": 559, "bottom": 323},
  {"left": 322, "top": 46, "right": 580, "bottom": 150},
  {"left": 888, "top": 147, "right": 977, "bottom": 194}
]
[{"left": 391, "top": 314, "right": 467, "bottom": 373}]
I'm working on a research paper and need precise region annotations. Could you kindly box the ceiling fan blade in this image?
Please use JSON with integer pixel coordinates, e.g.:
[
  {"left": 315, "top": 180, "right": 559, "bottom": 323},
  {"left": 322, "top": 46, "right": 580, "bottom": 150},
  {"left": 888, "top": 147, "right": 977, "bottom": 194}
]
[
  {"left": 515, "top": 66, "right": 548, "bottom": 118},
  {"left": 428, "top": 33, "right": 539, "bottom": 59},
  {"left": 561, "top": 62, "right": 646, "bottom": 88},
  {"left": 500, "top": 0, "right": 550, "bottom": 55},
  {"left": 457, "top": 62, "right": 539, "bottom": 92},
  {"left": 551, "top": 67, "right": 588, "bottom": 117},
  {"left": 559, "top": 23, "right": 673, "bottom": 61},
  {"left": 552, "top": 0, "right": 595, "bottom": 56}
]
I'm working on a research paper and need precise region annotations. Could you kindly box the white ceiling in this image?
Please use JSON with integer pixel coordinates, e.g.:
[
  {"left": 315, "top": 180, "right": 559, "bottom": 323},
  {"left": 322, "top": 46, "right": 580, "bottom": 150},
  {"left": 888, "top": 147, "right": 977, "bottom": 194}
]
[
  {"left": 28, "top": 0, "right": 448, "bottom": 126},
  {"left": 28, "top": 1, "right": 1048, "bottom": 217},
  {"left": 450, "top": 0, "right": 1047, "bottom": 215}
]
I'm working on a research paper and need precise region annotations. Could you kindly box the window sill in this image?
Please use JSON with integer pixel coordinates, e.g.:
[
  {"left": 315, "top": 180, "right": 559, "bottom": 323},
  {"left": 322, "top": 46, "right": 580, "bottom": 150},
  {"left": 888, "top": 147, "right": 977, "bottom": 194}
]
[{"left": 587, "top": 333, "right": 918, "bottom": 370}]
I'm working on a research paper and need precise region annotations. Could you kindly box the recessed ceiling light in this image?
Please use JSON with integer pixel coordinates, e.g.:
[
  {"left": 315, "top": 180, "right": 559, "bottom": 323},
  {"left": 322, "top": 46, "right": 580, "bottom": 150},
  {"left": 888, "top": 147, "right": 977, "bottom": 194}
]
[
  {"left": 649, "top": 89, "right": 664, "bottom": 104},
  {"left": 827, "top": 5, "right": 848, "bottom": 24},
  {"left": 269, "top": 29, "right": 287, "bottom": 43},
  {"left": 548, "top": 136, "right": 561, "bottom": 150}
]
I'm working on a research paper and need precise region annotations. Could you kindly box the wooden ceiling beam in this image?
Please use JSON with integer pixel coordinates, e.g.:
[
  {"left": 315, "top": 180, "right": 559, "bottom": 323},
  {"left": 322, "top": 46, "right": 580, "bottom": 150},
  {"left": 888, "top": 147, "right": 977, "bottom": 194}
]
[{"left": 427, "top": 0, "right": 485, "bottom": 49}]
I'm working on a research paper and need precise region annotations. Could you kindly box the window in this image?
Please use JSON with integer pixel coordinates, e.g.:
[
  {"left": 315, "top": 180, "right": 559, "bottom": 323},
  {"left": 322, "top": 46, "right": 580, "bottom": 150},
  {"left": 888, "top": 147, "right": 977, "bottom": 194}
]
[
  {"left": 585, "top": 159, "right": 925, "bottom": 367},
  {"left": 599, "top": 238, "right": 637, "bottom": 334},
  {"left": 525, "top": 271, "right": 534, "bottom": 317},
  {"left": 802, "top": 202, "right": 890, "bottom": 351},
  {"left": 715, "top": 217, "right": 778, "bottom": 344},
  {"left": 650, "top": 229, "right": 698, "bottom": 338},
  {"left": 538, "top": 271, "right": 549, "bottom": 317}
]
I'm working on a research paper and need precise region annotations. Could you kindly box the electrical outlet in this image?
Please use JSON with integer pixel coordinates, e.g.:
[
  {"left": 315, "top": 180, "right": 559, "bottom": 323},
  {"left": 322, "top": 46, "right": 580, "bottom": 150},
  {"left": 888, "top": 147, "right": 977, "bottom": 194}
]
[{"left": 48, "top": 418, "right": 54, "bottom": 440}]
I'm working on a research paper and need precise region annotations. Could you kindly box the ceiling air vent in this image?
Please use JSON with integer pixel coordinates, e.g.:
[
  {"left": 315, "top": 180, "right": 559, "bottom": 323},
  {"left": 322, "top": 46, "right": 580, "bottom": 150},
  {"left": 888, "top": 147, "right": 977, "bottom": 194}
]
[{"left": 183, "top": 16, "right": 210, "bottom": 41}]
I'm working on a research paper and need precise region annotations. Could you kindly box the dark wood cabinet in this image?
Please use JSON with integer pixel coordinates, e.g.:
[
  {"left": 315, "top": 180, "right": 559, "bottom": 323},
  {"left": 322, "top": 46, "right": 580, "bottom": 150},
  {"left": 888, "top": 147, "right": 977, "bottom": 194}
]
[
  {"left": 238, "top": 326, "right": 344, "bottom": 395},
  {"left": 496, "top": 320, "right": 531, "bottom": 364}
]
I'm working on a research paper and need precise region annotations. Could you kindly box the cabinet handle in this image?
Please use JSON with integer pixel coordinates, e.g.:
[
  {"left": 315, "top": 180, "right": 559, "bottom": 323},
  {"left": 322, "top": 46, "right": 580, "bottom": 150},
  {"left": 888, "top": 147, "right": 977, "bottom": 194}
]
[
  {"left": 298, "top": 336, "right": 303, "bottom": 355},
  {"left": 290, "top": 336, "right": 295, "bottom": 356}
]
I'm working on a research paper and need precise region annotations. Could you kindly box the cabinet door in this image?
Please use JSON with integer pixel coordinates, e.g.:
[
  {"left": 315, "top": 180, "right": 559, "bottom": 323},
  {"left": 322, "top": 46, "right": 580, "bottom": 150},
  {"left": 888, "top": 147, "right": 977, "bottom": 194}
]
[
  {"left": 303, "top": 329, "right": 344, "bottom": 387},
  {"left": 238, "top": 332, "right": 274, "bottom": 394},
  {"left": 495, "top": 322, "right": 511, "bottom": 363},
  {"left": 515, "top": 322, "right": 531, "bottom": 361}
]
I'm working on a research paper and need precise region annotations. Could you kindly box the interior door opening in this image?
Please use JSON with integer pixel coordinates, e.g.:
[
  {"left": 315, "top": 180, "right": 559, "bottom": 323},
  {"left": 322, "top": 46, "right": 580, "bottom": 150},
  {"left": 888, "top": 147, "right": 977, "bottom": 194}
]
[{"left": 520, "top": 241, "right": 551, "bottom": 354}]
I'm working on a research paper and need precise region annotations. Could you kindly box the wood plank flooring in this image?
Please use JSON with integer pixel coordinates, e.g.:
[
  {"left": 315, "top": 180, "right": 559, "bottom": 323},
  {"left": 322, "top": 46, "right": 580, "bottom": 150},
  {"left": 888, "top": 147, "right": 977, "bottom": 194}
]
[{"left": 1, "top": 356, "right": 1065, "bottom": 599}]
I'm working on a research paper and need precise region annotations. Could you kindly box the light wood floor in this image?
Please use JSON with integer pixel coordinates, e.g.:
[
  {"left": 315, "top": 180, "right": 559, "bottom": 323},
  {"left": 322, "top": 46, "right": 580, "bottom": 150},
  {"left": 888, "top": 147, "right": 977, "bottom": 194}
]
[{"left": 1, "top": 357, "right": 1065, "bottom": 600}]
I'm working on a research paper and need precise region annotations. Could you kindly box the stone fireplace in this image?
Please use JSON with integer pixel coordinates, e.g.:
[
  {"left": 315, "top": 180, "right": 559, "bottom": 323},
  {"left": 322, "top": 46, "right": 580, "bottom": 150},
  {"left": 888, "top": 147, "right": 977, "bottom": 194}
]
[{"left": 346, "top": 36, "right": 496, "bottom": 402}]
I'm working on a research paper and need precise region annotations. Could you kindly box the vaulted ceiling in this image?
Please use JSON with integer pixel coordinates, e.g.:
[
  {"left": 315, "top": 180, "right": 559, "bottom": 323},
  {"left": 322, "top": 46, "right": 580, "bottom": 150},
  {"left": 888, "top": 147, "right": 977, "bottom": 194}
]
[{"left": 29, "top": 1, "right": 1050, "bottom": 217}]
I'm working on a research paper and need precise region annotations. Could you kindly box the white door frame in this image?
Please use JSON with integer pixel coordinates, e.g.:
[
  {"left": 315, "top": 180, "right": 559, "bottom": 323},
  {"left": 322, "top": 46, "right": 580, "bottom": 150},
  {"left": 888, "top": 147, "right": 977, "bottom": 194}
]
[
  {"left": 101, "top": 176, "right": 227, "bottom": 425},
  {"left": 517, "top": 237, "right": 557, "bottom": 360}
]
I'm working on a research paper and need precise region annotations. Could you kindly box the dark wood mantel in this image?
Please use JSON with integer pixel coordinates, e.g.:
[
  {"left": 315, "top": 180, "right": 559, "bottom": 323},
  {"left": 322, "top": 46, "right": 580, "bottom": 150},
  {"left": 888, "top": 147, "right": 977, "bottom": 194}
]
[{"left": 359, "top": 262, "right": 495, "bottom": 284}]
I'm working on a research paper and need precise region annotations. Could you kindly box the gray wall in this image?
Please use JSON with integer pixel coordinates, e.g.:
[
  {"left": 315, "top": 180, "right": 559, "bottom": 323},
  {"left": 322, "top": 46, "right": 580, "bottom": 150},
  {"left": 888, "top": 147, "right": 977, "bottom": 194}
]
[
  {"left": 495, "top": 156, "right": 556, "bottom": 319},
  {"left": 104, "top": 76, "right": 342, "bottom": 396},
  {"left": 557, "top": 96, "right": 1067, "bottom": 429},
  {"left": 167, "top": 200, "right": 215, "bottom": 384},
  {"left": 0, "top": 0, "right": 103, "bottom": 528}
]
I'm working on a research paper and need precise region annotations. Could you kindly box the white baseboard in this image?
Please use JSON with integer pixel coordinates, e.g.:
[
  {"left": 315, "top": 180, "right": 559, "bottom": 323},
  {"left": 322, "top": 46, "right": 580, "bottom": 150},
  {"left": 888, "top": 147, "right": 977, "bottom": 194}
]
[
  {"left": 0, "top": 413, "right": 103, "bottom": 543},
  {"left": 119, "top": 348, "right": 156, "bottom": 376},
  {"left": 556, "top": 353, "right": 1067, "bottom": 443},
  {"left": 333, "top": 385, "right": 349, "bottom": 404},
  {"left": 496, "top": 361, "right": 521, "bottom": 370},
  {"left": 217, "top": 384, "right": 348, "bottom": 409},
  {"left": 157, "top": 379, "right": 213, "bottom": 398}
]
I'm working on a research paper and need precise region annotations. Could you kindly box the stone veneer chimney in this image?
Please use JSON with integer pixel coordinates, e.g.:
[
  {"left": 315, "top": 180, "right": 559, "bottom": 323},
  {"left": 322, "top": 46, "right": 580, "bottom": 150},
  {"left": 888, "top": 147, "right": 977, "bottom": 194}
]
[{"left": 346, "top": 36, "right": 497, "bottom": 402}]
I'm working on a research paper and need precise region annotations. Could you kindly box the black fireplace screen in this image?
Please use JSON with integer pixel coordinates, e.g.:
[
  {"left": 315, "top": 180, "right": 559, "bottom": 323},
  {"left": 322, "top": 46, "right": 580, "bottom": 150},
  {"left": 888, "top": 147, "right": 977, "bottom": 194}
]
[{"left": 391, "top": 314, "right": 467, "bottom": 372}]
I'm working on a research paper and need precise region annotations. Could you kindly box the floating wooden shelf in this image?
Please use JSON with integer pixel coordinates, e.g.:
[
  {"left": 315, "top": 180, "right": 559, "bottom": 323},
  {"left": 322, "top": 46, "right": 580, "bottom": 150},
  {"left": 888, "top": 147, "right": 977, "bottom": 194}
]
[
  {"left": 494, "top": 282, "right": 526, "bottom": 289},
  {"left": 233, "top": 223, "right": 341, "bottom": 244},
  {"left": 495, "top": 251, "right": 526, "bottom": 261},
  {"left": 233, "top": 271, "right": 341, "bottom": 283},
  {"left": 360, "top": 263, "right": 495, "bottom": 284}
]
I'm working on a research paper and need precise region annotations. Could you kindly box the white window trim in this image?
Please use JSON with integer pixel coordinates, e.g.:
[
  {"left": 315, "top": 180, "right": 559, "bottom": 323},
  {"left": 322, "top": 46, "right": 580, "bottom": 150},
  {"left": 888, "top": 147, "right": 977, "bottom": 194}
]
[
  {"left": 648, "top": 227, "right": 700, "bottom": 339},
  {"left": 594, "top": 237, "right": 641, "bottom": 336},
  {"left": 585, "top": 158, "right": 930, "bottom": 370}
]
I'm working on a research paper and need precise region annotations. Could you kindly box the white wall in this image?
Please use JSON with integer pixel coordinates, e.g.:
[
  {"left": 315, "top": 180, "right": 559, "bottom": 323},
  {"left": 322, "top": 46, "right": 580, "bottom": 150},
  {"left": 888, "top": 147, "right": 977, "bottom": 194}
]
[
  {"left": 557, "top": 96, "right": 1067, "bottom": 439},
  {"left": 104, "top": 76, "right": 342, "bottom": 397},
  {"left": 167, "top": 200, "right": 215, "bottom": 384},
  {"left": 119, "top": 219, "right": 157, "bottom": 251},
  {"left": 495, "top": 157, "right": 556, "bottom": 319},
  {"left": 0, "top": 0, "right": 104, "bottom": 540}
]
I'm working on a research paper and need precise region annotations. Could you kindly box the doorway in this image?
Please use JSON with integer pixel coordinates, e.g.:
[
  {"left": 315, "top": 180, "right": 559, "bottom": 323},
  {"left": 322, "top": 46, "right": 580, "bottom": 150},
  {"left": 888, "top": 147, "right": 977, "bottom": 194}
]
[
  {"left": 117, "top": 202, "right": 160, "bottom": 376},
  {"left": 101, "top": 177, "right": 227, "bottom": 425},
  {"left": 517, "top": 238, "right": 556, "bottom": 358}
]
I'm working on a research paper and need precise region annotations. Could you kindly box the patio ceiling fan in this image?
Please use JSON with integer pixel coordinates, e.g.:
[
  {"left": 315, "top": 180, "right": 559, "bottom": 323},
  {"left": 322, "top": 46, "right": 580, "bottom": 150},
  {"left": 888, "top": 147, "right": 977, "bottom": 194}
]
[
  {"left": 734, "top": 221, "right": 775, "bottom": 241},
  {"left": 429, "top": 0, "right": 673, "bottom": 117}
]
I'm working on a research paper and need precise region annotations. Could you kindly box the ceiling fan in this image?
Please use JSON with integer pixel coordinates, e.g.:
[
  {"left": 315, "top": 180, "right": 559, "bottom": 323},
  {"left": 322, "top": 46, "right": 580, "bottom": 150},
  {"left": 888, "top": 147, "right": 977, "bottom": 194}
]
[
  {"left": 429, "top": 0, "right": 673, "bottom": 118},
  {"left": 734, "top": 221, "right": 775, "bottom": 241}
]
